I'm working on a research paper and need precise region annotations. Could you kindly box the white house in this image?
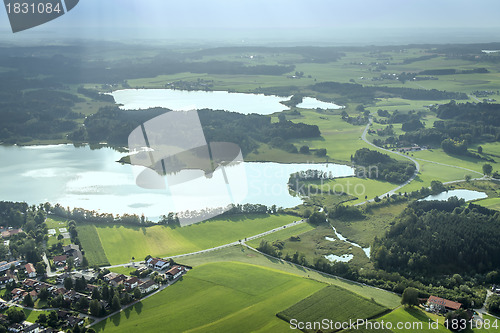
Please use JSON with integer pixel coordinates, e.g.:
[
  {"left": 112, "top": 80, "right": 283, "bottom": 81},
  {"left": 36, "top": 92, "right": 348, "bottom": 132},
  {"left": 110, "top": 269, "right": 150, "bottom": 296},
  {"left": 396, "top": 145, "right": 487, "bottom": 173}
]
[{"left": 147, "top": 257, "right": 170, "bottom": 270}]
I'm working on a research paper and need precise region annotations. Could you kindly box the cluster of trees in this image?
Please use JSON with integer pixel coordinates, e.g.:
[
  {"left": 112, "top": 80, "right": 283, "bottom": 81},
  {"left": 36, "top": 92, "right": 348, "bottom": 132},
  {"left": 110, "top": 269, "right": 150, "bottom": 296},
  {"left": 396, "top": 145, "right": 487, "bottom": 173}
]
[
  {"left": 79, "top": 107, "right": 321, "bottom": 156},
  {"left": 311, "top": 81, "right": 467, "bottom": 104},
  {"left": 372, "top": 199, "right": 500, "bottom": 277},
  {"left": 486, "top": 294, "right": 500, "bottom": 315},
  {"left": 0, "top": 87, "right": 82, "bottom": 143},
  {"left": 352, "top": 148, "right": 415, "bottom": 183},
  {"left": 328, "top": 205, "right": 365, "bottom": 221},
  {"left": 419, "top": 68, "right": 489, "bottom": 75}
]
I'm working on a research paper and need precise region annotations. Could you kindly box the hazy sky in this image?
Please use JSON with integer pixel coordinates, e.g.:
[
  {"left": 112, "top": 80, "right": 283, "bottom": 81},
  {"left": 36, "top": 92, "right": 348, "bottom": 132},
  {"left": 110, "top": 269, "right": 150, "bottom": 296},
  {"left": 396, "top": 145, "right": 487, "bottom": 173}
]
[{"left": 2, "top": 0, "right": 500, "bottom": 45}]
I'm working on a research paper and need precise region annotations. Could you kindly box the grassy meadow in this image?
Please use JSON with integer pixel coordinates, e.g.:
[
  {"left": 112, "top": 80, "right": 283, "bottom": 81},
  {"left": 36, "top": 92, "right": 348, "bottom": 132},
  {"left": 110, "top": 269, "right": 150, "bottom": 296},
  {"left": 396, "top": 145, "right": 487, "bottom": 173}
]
[
  {"left": 94, "top": 262, "right": 325, "bottom": 333},
  {"left": 94, "top": 214, "right": 298, "bottom": 265}
]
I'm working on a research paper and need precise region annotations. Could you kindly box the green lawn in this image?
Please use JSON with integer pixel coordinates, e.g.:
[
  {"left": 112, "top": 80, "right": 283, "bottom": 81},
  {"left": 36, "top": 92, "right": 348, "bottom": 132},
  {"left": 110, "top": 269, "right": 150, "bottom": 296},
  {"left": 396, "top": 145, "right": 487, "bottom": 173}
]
[
  {"left": 96, "top": 214, "right": 298, "bottom": 265},
  {"left": 93, "top": 261, "right": 325, "bottom": 333},
  {"left": 77, "top": 224, "right": 110, "bottom": 266},
  {"left": 475, "top": 197, "right": 500, "bottom": 211},
  {"left": 277, "top": 285, "right": 388, "bottom": 333}
]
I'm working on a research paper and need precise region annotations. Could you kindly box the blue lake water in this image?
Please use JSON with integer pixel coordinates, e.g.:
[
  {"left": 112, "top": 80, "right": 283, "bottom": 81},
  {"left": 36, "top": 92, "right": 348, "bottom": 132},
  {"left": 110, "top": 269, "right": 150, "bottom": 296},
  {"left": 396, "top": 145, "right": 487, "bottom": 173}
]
[
  {"left": 420, "top": 189, "right": 487, "bottom": 202},
  {"left": 0, "top": 145, "right": 354, "bottom": 221},
  {"left": 110, "top": 89, "right": 342, "bottom": 114}
]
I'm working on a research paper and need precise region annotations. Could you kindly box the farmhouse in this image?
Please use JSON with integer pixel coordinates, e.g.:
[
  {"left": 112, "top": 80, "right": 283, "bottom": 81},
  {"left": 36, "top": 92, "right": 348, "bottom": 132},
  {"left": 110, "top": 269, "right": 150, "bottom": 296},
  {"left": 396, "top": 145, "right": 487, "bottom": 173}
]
[
  {"left": 165, "top": 265, "right": 185, "bottom": 280},
  {"left": 427, "top": 295, "right": 462, "bottom": 313},
  {"left": 138, "top": 280, "right": 159, "bottom": 294},
  {"left": 25, "top": 263, "right": 36, "bottom": 278},
  {"left": 147, "top": 257, "right": 170, "bottom": 270}
]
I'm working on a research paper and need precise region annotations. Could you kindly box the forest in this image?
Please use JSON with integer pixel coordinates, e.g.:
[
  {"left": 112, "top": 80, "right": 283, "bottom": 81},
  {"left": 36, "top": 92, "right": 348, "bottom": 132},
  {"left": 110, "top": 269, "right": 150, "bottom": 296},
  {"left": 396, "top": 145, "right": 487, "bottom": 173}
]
[
  {"left": 311, "top": 81, "right": 467, "bottom": 103},
  {"left": 372, "top": 198, "right": 500, "bottom": 276},
  {"left": 80, "top": 107, "right": 321, "bottom": 155},
  {"left": 352, "top": 148, "right": 415, "bottom": 183}
]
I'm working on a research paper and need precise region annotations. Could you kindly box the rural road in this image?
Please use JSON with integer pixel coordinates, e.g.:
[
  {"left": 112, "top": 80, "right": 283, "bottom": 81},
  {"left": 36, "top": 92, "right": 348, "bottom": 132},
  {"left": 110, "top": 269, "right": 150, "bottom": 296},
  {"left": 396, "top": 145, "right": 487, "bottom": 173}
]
[
  {"left": 103, "top": 219, "right": 306, "bottom": 269},
  {"left": 356, "top": 118, "right": 420, "bottom": 205}
]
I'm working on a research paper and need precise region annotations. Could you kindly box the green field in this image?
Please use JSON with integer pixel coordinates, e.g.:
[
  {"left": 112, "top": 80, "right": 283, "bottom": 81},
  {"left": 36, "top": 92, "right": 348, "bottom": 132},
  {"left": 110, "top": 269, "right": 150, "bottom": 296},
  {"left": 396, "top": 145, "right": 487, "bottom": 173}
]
[
  {"left": 96, "top": 214, "right": 298, "bottom": 265},
  {"left": 476, "top": 197, "right": 500, "bottom": 210},
  {"left": 94, "top": 262, "right": 325, "bottom": 333},
  {"left": 246, "top": 222, "right": 315, "bottom": 248},
  {"left": 376, "top": 307, "right": 449, "bottom": 333},
  {"left": 179, "top": 245, "right": 401, "bottom": 309},
  {"left": 277, "top": 285, "right": 388, "bottom": 333},
  {"left": 77, "top": 224, "right": 110, "bottom": 266}
]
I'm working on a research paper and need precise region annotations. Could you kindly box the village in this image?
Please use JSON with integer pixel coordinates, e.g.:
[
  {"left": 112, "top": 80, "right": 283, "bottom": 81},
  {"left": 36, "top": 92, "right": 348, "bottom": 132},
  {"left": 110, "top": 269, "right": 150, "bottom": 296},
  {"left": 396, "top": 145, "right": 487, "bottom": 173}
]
[{"left": 0, "top": 237, "right": 188, "bottom": 333}]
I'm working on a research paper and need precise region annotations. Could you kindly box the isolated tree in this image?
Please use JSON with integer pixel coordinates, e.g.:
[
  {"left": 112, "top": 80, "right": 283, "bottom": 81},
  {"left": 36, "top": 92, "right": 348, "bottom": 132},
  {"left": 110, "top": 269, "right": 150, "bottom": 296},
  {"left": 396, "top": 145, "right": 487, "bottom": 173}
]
[
  {"left": 478, "top": 146, "right": 483, "bottom": 154},
  {"left": 6, "top": 307, "right": 26, "bottom": 323},
  {"left": 81, "top": 256, "right": 89, "bottom": 268},
  {"left": 38, "top": 288, "right": 49, "bottom": 301},
  {"left": 401, "top": 287, "right": 419, "bottom": 307},
  {"left": 36, "top": 313, "right": 47, "bottom": 325},
  {"left": 299, "top": 145, "right": 310, "bottom": 154},
  {"left": 465, "top": 174, "right": 471, "bottom": 182},
  {"left": 430, "top": 180, "right": 445, "bottom": 195},
  {"left": 483, "top": 163, "right": 493, "bottom": 176},
  {"left": 77, "top": 296, "right": 89, "bottom": 311},
  {"left": 57, "top": 234, "right": 64, "bottom": 241}
]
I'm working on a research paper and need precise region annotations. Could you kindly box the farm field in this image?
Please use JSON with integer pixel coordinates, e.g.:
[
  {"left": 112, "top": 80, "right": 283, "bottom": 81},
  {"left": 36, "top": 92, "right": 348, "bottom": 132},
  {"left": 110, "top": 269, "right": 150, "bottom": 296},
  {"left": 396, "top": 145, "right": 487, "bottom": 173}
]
[
  {"left": 93, "top": 262, "right": 325, "bottom": 333},
  {"left": 277, "top": 285, "right": 388, "bottom": 333},
  {"left": 246, "top": 221, "right": 315, "bottom": 248},
  {"left": 95, "top": 214, "right": 298, "bottom": 265},
  {"left": 180, "top": 245, "right": 401, "bottom": 309},
  {"left": 77, "top": 224, "right": 110, "bottom": 266}
]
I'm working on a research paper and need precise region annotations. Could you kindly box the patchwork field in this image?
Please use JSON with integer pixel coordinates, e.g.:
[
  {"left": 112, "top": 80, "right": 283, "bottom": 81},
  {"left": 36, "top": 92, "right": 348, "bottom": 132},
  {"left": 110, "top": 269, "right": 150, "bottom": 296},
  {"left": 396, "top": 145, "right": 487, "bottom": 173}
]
[
  {"left": 179, "top": 245, "right": 401, "bottom": 309},
  {"left": 94, "top": 262, "right": 325, "bottom": 333},
  {"left": 277, "top": 285, "right": 388, "bottom": 333},
  {"left": 94, "top": 214, "right": 298, "bottom": 265}
]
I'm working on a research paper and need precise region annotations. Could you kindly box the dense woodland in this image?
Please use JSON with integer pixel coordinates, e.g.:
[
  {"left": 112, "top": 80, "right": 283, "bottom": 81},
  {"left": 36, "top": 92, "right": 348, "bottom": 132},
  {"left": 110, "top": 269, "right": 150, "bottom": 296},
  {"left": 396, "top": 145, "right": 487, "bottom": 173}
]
[
  {"left": 79, "top": 107, "right": 321, "bottom": 155},
  {"left": 352, "top": 148, "right": 415, "bottom": 183},
  {"left": 372, "top": 198, "right": 500, "bottom": 277},
  {"left": 311, "top": 81, "right": 467, "bottom": 103}
]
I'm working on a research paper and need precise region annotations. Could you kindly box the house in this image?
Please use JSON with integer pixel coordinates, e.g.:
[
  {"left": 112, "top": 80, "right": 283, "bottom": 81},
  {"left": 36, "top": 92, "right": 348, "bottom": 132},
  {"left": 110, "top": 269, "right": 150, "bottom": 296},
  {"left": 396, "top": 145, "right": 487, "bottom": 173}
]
[
  {"left": 66, "top": 316, "right": 84, "bottom": 328},
  {"left": 29, "top": 290, "right": 38, "bottom": 301},
  {"left": 109, "top": 274, "right": 127, "bottom": 287},
  {"left": 53, "top": 255, "right": 67, "bottom": 267},
  {"left": 0, "top": 275, "right": 14, "bottom": 286},
  {"left": 0, "top": 261, "right": 21, "bottom": 273},
  {"left": 427, "top": 295, "right": 462, "bottom": 313},
  {"left": 138, "top": 280, "right": 159, "bottom": 294},
  {"left": 63, "top": 244, "right": 83, "bottom": 266},
  {"left": 1, "top": 228, "right": 23, "bottom": 238},
  {"left": 8, "top": 323, "right": 24, "bottom": 333},
  {"left": 103, "top": 272, "right": 119, "bottom": 282},
  {"left": 146, "top": 257, "right": 170, "bottom": 270},
  {"left": 25, "top": 263, "right": 36, "bottom": 278},
  {"left": 10, "top": 288, "right": 26, "bottom": 302},
  {"left": 124, "top": 277, "right": 140, "bottom": 290},
  {"left": 23, "top": 323, "right": 40, "bottom": 333},
  {"left": 165, "top": 265, "right": 184, "bottom": 280}
]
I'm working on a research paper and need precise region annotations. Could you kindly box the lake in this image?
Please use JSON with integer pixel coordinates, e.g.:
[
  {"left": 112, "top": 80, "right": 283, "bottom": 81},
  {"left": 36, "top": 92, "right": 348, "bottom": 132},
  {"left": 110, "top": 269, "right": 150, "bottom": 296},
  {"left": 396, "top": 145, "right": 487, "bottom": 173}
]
[
  {"left": 0, "top": 145, "right": 354, "bottom": 221},
  {"left": 110, "top": 89, "right": 342, "bottom": 114},
  {"left": 420, "top": 189, "right": 487, "bottom": 202}
]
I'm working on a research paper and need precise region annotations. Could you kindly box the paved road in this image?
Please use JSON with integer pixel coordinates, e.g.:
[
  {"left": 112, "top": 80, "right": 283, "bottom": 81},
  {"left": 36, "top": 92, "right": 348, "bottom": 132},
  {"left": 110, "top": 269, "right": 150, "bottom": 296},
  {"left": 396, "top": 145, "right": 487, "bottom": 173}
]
[{"left": 356, "top": 118, "right": 420, "bottom": 205}]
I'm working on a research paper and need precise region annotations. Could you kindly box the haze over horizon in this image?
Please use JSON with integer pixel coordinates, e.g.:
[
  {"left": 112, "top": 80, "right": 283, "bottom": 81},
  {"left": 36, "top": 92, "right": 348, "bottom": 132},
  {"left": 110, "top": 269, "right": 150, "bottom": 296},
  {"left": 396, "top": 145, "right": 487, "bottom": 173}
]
[{"left": 1, "top": 0, "right": 500, "bottom": 46}]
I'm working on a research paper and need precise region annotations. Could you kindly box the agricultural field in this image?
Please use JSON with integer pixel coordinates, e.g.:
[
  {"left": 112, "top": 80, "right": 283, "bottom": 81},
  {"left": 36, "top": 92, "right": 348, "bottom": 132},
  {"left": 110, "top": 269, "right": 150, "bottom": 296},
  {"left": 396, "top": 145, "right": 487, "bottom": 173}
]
[
  {"left": 77, "top": 224, "right": 110, "bottom": 266},
  {"left": 95, "top": 214, "right": 298, "bottom": 265},
  {"left": 93, "top": 262, "right": 325, "bottom": 333},
  {"left": 277, "top": 285, "right": 388, "bottom": 333},
  {"left": 179, "top": 246, "right": 401, "bottom": 309}
]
